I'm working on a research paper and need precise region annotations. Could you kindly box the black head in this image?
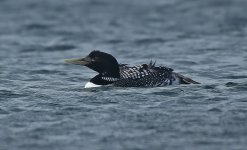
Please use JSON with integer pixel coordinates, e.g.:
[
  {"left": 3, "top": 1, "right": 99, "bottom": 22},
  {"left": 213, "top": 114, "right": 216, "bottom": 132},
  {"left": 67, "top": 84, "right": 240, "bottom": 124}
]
[{"left": 65, "top": 50, "right": 120, "bottom": 81}]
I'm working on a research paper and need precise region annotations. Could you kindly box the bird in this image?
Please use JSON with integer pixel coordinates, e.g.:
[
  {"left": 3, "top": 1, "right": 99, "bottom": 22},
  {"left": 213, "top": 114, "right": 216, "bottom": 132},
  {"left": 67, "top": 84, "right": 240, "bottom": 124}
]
[{"left": 65, "top": 50, "right": 199, "bottom": 88}]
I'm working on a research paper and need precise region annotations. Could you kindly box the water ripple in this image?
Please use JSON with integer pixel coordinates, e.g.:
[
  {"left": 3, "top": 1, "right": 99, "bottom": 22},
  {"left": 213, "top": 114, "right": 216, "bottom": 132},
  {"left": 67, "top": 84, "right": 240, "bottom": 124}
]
[
  {"left": 1, "top": 0, "right": 247, "bottom": 150},
  {"left": 21, "top": 44, "right": 76, "bottom": 52},
  {"left": 0, "top": 90, "right": 28, "bottom": 99}
]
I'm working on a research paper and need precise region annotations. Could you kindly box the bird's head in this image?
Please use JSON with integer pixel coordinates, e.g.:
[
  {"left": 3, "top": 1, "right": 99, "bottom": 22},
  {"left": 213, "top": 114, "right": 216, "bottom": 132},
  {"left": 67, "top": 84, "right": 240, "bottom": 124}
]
[{"left": 65, "top": 50, "right": 120, "bottom": 78}]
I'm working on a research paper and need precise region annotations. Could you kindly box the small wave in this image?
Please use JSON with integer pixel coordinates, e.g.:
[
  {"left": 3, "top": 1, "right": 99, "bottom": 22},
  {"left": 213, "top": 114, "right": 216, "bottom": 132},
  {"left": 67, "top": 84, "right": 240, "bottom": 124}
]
[
  {"left": 88, "top": 0, "right": 107, "bottom": 6},
  {"left": 235, "top": 83, "right": 247, "bottom": 91},
  {"left": 44, "top": 44, "right": 76, "bottom": 51},
  {"left": 0, "top": 108, "right": 9, "bottom": 115},
  {"left": 175, "top": 60, "right": 197, "bottom": 65},
  {"left": 197, "top": 48, "right": 225, "bottom": 52},
  {"left": 202, "top": 84, "right": 217, "bottom": 89},
  {"left": 225, "top": 82, "right": 238, "bottom": 87},
  {"left": 0, "top": 90, "right": 27, "bottom": 99},
  {"left": 151, "top": 89, "right": 182, "bottom": 96},
  {"left": 208, "top": 107, "right": 222, "bottom": 113},
  {"left": 134, "top": 38, "right": 166, "bottom": 44},
  {"left": 104, "top": 39, "right": 124, "bottom": 44},
  {"left": 29, "top": 69, "right": 63, "bottom": 75},
  {"left": 206, "top": 97, "right": 226, "bottom": 101},
  {"left": 21, "top": 44, "right": 76, "bottom": 52},
  {"left": 24, "top": 23, "right": 51, "bottom": 30},
  {"left": 225, "top": 82, "right": 247, "bottom": 91},
  {"left": 225, "top": 75, "right": 247, "bottom": 79}
]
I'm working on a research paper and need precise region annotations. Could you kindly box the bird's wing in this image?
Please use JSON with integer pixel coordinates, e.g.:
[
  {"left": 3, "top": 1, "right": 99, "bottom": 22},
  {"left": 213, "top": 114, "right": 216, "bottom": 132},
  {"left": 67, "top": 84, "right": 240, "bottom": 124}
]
[{"left": 119, "top": 61, "right": 173, "bottom": 80}]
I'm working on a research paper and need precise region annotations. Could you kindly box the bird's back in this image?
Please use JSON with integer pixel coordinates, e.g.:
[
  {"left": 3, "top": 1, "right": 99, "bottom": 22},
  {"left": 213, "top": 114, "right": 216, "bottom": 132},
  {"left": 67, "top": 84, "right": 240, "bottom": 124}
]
[{"left": 113, "top": 62, "right": 178, "bottom": 87}]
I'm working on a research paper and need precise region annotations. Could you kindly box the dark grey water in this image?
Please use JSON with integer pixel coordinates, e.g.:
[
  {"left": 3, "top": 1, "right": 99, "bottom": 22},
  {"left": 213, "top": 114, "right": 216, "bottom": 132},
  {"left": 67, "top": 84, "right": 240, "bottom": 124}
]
[{"left": 1, "top": 0, "right": 247, "bottom": 150}]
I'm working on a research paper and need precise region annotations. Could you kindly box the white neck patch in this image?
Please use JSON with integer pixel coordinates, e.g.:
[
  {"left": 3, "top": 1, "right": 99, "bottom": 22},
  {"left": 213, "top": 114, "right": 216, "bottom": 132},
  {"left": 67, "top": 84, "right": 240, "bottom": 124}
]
[{"left": 85, "top": 82, "right": 102, "bottom": 88}]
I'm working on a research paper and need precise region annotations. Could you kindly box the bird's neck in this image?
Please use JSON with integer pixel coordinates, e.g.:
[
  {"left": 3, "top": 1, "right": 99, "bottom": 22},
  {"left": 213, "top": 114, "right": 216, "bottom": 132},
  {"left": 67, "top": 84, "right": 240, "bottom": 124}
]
[{"left": 90, "top": 72, "right": 120, "bottom": 86}]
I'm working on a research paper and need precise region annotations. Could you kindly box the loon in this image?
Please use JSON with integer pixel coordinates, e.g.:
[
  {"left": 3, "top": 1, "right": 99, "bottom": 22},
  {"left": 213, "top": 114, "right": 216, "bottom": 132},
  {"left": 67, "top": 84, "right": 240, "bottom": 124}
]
[{"left": 65, "top": 50, "right": 199, "bottom": 88}]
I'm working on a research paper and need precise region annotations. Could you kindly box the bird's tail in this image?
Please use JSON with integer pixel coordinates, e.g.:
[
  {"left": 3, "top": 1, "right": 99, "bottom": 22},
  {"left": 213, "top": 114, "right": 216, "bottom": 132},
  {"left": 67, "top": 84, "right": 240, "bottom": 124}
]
[{"left": 173, "top": 72, "right": 200, "bottom": 84}]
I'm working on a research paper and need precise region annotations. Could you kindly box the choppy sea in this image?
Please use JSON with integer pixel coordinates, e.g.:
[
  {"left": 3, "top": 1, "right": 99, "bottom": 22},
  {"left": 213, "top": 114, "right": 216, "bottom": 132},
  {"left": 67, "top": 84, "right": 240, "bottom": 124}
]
[{"left": 0, "top": 0, "right": 247, "bottom": 150}]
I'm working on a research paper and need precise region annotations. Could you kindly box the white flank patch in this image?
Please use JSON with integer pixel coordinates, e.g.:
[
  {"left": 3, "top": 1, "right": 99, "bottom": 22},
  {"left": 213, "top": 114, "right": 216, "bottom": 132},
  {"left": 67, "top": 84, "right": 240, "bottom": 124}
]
[{"left": 84, "top": 82, "right": 102, "bottom": 88}]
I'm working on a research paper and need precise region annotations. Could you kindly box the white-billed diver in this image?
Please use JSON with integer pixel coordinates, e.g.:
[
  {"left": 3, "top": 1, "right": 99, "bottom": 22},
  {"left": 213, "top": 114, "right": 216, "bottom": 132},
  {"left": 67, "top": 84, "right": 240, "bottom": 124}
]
[{"left": 65, "top": 50, "right": 199, "bottom": 88}]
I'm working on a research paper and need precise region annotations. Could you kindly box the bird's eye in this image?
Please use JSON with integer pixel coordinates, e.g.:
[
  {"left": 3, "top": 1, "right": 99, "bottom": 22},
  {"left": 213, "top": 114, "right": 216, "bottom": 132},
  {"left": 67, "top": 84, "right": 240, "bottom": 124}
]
[
  {"left": 90, "top": 55, "right": 98, "bottom": 61},
  {"left": 89, "top": 53, "right": 96, "bottom": 58},
  {"left": 92, "top": 56, "right": 99, "bottom": 61}
]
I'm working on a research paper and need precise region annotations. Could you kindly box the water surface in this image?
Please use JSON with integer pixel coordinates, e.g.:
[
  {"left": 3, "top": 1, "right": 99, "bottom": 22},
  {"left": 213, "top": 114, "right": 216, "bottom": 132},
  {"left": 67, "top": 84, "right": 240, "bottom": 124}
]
[{"left": 0, "top": 0, "right": 247, "bottom": 150}]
